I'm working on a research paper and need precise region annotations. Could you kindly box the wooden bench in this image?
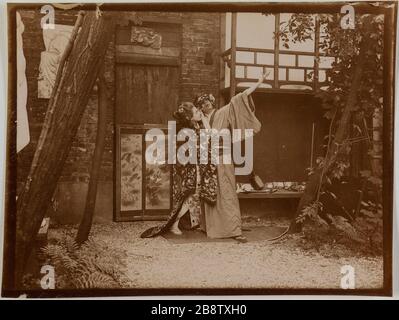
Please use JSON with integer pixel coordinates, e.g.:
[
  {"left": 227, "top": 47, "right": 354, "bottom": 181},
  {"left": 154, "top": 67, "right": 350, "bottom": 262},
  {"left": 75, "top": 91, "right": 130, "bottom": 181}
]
[{"left": 238, "top": 190, "right": 303, "bottom": 199}]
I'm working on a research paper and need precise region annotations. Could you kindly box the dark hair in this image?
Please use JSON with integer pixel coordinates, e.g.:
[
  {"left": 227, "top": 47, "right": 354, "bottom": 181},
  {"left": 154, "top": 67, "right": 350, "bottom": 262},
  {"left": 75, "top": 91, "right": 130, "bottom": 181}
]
[{"left": 173, "top": 102, "right": 196, "bottom": 129}]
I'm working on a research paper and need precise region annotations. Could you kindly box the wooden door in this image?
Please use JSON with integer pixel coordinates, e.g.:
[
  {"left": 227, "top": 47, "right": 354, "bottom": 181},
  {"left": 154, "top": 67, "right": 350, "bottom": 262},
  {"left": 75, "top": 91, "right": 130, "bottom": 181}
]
[
  {"left": 115, "top": 21, "right": 181, "bottom": 124},
  {"left": 114, "top": 21, "right": 181, "bottom": 221},
  {"left": 114, "top": 64, "right": 179, "bottom": 222},
  {"left": 114, "top": 67, "right": 179, "bottom": 222}
]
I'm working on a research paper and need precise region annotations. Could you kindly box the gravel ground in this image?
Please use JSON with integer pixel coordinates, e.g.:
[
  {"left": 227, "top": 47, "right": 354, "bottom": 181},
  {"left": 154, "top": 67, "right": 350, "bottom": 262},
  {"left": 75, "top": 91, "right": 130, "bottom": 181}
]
[{"left": 60, "top": 220, "right": 383, "bottom": 290}]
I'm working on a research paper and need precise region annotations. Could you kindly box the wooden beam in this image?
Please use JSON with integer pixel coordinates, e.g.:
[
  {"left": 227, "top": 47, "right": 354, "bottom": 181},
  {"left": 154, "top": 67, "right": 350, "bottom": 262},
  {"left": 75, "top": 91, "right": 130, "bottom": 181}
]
[
  {"left": 235, "top": 62, "right": 274, "bottom": 67},
  {"left": 115, "top": 52, "right": 180, "bottom": 66},
  {"left": 76, "top": 74, "right": 108, "bottom": 244},
  {"left": 310, "top": 122, "right": 315, "bottom": 168},
  {"left": 238, "top": 191, "right": 303, "bottom": 199},
  {"left": 274, "top": 13, "right": 280, "bottom": 89},
  {"left": 220, "top": 86, "right": 315, "bottom": 96},
  {"left": 15, "top": 12, "right": 115, "bottom": 286},
  {"left": 229, "top": 12, "right": 237, "bottom": 99},
  {"left": 219, "top": 12, "right": 226, "bottom": 105},
  {"left": 382, "top": 4, "right": 395, "bottom": 295},
  {"left": 236, "top": 62, "right": 315, "bottom": 71},
  {"left": 8, "top": 2, "right": 391, "bottom": 15},
  {"left": 116, "top": 45, "right": 180, "bottom": 57},
  {"left": 236, "top": 46, "right": 330, "bottom": 57},
  {"left": 314, "top": 15, "right": 320, "bottom": 91}
]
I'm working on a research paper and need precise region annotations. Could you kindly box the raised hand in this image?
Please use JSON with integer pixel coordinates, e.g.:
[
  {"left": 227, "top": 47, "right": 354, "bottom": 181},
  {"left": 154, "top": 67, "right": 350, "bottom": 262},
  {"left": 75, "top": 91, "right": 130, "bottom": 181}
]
[
  {"left": 244, "top": 70, "right": 271, "bottom": 96},
  {"left": 259, "top": 70, "right": 271, "bottom": 83}
]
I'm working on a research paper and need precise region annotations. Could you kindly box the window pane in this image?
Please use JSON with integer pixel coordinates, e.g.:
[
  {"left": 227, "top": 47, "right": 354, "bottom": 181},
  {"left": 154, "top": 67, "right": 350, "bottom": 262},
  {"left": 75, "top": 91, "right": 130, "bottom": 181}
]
[
  {"left": 237, "top": 13, "right": 274, "bottom": 49},
  {"left": 289, "top": 69, "right": 305, "bottom": 81},
  {"left": 257, "top": 52, "right": 274, "bottom": 65}
]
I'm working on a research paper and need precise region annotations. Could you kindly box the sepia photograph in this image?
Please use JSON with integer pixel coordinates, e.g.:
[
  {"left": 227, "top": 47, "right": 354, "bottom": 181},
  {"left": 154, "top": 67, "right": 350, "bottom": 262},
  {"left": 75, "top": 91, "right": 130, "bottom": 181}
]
[{"left": 1, "top": 1, "right": 396, "bottom": 298}]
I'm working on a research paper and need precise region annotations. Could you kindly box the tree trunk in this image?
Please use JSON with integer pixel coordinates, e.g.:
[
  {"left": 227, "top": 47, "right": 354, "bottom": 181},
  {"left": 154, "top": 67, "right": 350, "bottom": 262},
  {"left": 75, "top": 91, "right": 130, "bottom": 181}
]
[
  {"left": 15, "top": 11, "right": 115, "bottom": 287},
  {"left": 76, "top": 75, "right": 108, "bottom": 244},
  {"left": 289, "top": 29, "right": 371, "bottom": 233}
]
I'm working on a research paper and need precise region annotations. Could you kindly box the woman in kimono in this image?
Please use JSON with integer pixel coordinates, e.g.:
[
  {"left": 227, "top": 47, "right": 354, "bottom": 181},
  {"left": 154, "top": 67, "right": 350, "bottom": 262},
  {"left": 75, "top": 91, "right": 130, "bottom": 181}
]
[
  {"left": 140, "top": 102, "right": 218, "bottom": 238},
  {"left": 193, "top": 72, "right": 268, "bottom": 243}
]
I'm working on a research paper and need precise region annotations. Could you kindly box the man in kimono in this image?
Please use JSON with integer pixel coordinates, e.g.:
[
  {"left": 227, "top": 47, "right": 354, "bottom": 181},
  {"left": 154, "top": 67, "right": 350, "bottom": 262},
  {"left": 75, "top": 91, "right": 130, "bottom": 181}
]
[{"left": 194, "top": 72, "right": 268, "bottom": 243}]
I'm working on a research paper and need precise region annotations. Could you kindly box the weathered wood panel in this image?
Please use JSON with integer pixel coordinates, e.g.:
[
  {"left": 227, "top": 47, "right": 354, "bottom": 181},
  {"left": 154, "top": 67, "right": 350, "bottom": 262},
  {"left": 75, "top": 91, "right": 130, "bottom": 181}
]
[
  {"left": 116, "top": 45, "right": 180, "bottom": 57},
  {"left": 115, "top": 53, "right": 180, "bottom": 66},
  {"left": 115, "top": 64, "right": 179, "bottom": 124}
]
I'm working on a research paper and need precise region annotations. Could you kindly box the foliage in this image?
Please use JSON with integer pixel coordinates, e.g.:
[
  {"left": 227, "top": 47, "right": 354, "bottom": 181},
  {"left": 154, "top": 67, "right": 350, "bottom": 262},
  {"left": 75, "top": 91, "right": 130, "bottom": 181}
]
[
  {"left": 273, "top": 10, "right": 385, "bottom": 249},
  {"left": 21, "top": 272, "right": 41, "bottom": 289},
  {"left": 300, "top": 199, "right": 382, "bottom": 255},
  {"left": 40, "top": 232, "right": 132, "bottom": 289},
  {"left": 275, "top": 12, "right": 384, "bottom": 119},
  {"left": 278, "top": 13, "right": 315, "bottom": 49},
  {"left": 296, "top": 201, "right": 325, "bottom": 225}
]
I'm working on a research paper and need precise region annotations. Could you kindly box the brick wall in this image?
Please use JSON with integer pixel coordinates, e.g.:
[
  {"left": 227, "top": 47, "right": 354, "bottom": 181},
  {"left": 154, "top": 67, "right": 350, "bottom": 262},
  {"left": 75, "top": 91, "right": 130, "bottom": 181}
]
[{"left": 17, "top": 9, "right": 221, "bottom": 194}]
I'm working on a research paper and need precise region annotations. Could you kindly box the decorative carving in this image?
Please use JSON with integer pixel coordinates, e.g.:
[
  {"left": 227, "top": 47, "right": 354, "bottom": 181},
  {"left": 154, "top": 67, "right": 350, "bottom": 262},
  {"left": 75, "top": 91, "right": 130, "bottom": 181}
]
[
  {"left": 38, "top": 25, "right": 73, "bottom": 98},
  {"left": 130, "top": 26, "right": 162, "bottom": 49}
]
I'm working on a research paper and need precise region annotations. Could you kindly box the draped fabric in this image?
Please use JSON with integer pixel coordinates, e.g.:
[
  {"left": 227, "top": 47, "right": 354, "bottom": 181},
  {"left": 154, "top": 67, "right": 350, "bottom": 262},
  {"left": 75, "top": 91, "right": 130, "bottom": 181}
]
[
  {"left": 17, "top": 12, "right": 30, "bottom": 152},
  {"left": 201, "top": 91, "right": 261, "bottom": 238}
]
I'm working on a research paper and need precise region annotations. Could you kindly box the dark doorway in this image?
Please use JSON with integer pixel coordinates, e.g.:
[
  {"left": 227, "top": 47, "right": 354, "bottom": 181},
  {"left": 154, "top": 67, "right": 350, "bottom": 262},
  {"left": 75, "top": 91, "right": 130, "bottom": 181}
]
[{"left": 251, "top": 92, "right": 325, "bottom": 182}]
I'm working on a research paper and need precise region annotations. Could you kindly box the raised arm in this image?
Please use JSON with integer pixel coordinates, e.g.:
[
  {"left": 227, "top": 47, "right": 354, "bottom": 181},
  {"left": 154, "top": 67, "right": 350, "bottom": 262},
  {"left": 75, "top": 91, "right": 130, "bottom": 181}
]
[{"left": 244, "top": 71, "right": 270, "bottom": 96}]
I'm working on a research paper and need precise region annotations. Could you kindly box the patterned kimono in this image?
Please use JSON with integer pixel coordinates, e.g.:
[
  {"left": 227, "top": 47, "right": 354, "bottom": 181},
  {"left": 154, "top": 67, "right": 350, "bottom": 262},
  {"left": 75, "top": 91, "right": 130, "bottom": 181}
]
[
  {"left": 201, "top": 91, "right": 261, "bottom": 238},
  {"left": 140, "top": 127, "right": 217, "bottom": 238}
]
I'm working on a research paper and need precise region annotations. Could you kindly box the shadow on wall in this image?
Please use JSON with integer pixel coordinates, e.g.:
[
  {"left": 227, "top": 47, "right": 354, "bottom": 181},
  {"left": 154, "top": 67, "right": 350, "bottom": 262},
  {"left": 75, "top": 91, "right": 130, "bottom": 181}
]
[{"left": 240, "top": 198, "right": 297, "bottom": 218}]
